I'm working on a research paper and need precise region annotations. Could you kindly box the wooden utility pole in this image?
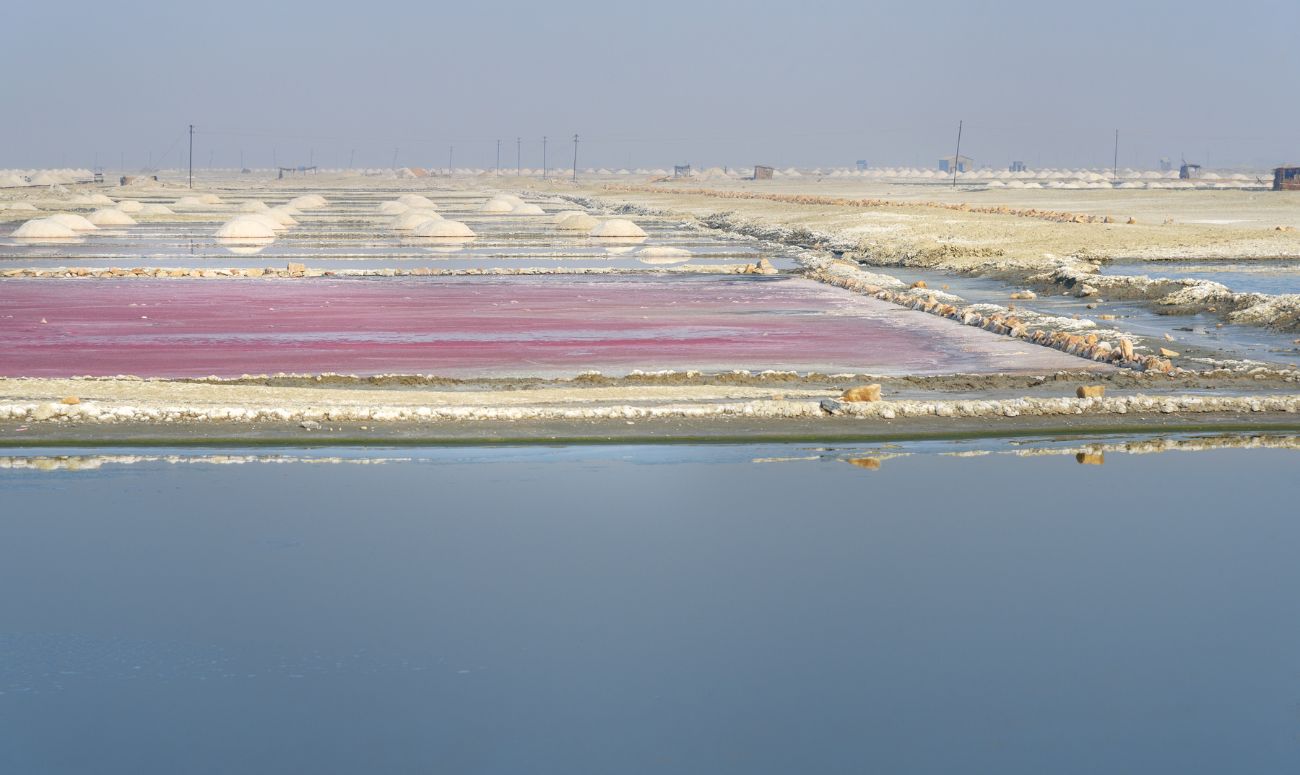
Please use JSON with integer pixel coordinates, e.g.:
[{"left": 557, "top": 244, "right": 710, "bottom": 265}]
[
  {"left": 951, "top": 120, "right": 962, "bottom": 188},
  {"left": 1113, "top": 129, "right": 1120, "bottom": 180},
  {"left": 542, "top": 136, "right": 548, "bottom": 178},
  {"left": 572, "top": 134, "right": 579, "bottom": 181},
  {"left": 187, "top": 124, "right": 194, "bottom": 188},
  {"left": 516, "top": 137, "right": 521, "bottom": 175}
]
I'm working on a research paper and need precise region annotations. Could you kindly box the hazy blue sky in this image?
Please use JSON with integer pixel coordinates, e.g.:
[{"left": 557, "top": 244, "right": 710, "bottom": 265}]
[{"left": 5, "top": 0, "right": 1298, "bottom": 171}]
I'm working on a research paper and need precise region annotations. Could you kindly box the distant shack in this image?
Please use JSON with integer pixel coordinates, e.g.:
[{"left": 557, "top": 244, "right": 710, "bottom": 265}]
[
  {"left": 1274, "top": 166, "right": 1300, "bottom": 191},
  {"left": 752, "top": 165, "right": 774, "bottom": 180}
]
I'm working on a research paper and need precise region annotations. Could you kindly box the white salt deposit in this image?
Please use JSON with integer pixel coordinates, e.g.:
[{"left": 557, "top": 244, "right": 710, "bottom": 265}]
[
  {"left": 552, "top": 210, "right": 584, "bottom": 223},
  {"left": 46, "top": 213, "right": 98, "bottom": 231},
  {"left": 411, "top": 219, "right": 475, "bottom": 238},
  {"left": 390, "top": 210, "right": 443, "bottom": 230},
  {"left": 12, "top": 218, "right": 78, "bottom": 239},
  {"left": 173, "top": 196, "right": 208, "bottom": 208},
  {"left": 138, "top": 203, "right": 175, "bottom": 215},
  {"left": 555, "top": 213, "right": 600, "bottom": 231},
  {"left": 289, "top": 194, "right": 327, "bottom": 209},
  {"left": 511, "top": 203, "right": 545, "bottom": 215},
  {"left": 377, "top": 201, "right": 409, "bottom": 214},
  {"left": 215, "top": 216, "right": 276, "bottom": 241},
  {"left": 396, "top": 194, "right": 436, "bottom": 208},
  {"left": 198, "top": 194, "right": 224, "bottom": 205},
  {"left": 86, "top": 208, "right": 137, "bottom": 226},
  {"left": 6, "top": 201, "right": 38, "bottom": 211},
  {"left": 263, "top": 207, "right": 299, "bottom": 226},
  {"left": 0, "top": 174, "right": 29, "bottom": 187},
  {"left": 637, "top": 246, "right": 692, "bottom": 265},
  {"left": 479, "top": 197, "right": 516, "bottom": 213},
  {"left": 589, "top": 218, "right": 647, "bottom": 238},
  {"left": 114, "top": 200, "right": 143, "bottom": 213},
  {"left": 240, "top": 201, "right": 271, "bottom": 213}
]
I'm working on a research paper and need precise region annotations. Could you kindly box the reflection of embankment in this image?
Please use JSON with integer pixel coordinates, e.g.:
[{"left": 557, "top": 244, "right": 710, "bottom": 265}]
[{"left": 0, "top": 454, "right": 413, "bottom": 472}]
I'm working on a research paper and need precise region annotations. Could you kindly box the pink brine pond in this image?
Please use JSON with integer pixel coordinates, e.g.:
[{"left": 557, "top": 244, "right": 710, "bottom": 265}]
[{"left": 0, "top": 276, "right": 1091, "bottom": 378}]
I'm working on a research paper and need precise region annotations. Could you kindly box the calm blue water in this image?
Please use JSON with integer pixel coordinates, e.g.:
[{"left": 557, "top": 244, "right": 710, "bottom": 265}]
[
  {"left": 2, "top": 440, "right": 1299, "bottom": 774},
  {"left": 1102, "top": 261, "right": 1300, "bottom": 296}
]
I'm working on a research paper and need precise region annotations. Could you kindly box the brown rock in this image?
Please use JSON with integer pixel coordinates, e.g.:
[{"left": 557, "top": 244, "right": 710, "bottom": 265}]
[
  {"left": 841, "top": 384, "right": 883, "bottom": 402},
  {"left": 1118, "top": 339, "right": 1135, "bottom": 360},
  {"left": 61, "top": 396, "right": 81, "bottom": 405},
  {"left": 1159, "top": 347, "right": 1179, "bottom": 358},
  {"left": 910, "top": 280, "right": 927, "bottom": 289},
  {"left": 286, "top": 262, "right": 306, "bottom": 274},
  {"left": 846, "top": 458, "right": 881, "bottom": 470},
  {"left": 1076, "top": 385, "right": 1105, "bottom": 399},
  {"left": 1075, "top": 452, "right": 1105, "bottom": 465},
  {"left": 1010, "top": 290, "right": 1036, "bottom": 300}
]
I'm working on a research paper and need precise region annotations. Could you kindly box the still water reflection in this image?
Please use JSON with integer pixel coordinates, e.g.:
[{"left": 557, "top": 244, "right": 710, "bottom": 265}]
[{"left": 2, "top": 438, "right": 1298, "bottom": 774}]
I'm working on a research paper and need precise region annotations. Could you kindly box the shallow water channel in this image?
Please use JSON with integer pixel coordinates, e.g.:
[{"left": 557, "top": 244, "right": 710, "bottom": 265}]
[{"left": 2, "top": 436, "right": 1297, "bottom": 774}]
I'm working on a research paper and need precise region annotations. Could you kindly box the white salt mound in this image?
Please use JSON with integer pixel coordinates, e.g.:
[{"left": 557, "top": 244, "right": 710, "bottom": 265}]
[
  {"left": 0, "top": 174, "right": 27, "bottom": 187},
  {"left": 86, "top": 208, "right": 137, "bottom": 226},
  {"left": 555, "top": 213, "right": 600, "bottom": 231},
  {"left": 174, "top": 196, "right": 207, "bottom": 208},
  {"left": 199, "top": 194, "right": 224, "bottom": 205},
  {"left": 115, "top": 200, "right": 143, "bottom": 213},
  {"left": 552, "top": 210, "right": 584, "bottom": 223},
  {"left": 288, "top": 194, "right": 327, "bottom": 209},
  {"left": 390, "top": 210, "right": 443, "bottom": 230},
  {"left": 377, "top": 201, "right": 409, "bottom": 214},
  {"left": 245, "top": 213, "right": 288, "bottom": 231},
  {"left": 12, "top": 218, "right": 78, "bottom": 239},
  {"left": 215, "top": 216, "right": 276, "bottom": 241},
  {"left": 397, "top": 194, "right": 436, "bottom": 209},
  {"left": 241, "top": 201, "right": 271, "bottom": 213},
  {"left": 511, "top": 203, "right": 545, "bottom": 215},
  {"left": 6, "top": 201, "right": 38, "bottom": 211},
  {"left": 637, "top": 246, "right": 692, "bottom": 265},
  {"left": 589, "top": 218, "right": 647, "bottom": 238},
  {"left": 47, "top": 213, "right": 98, "bottom": 231},
  {"left": 264, "top": 207, "right": 299, "bottom": 226},
  {"left": 139, "top": 203, "right": 174, "bottom": 215},
  {"left": 411, "top": 219, "right": 475, "bottom": 238},
  {"left": 479, "top": 197, "right": 515, "bottom": 213}
]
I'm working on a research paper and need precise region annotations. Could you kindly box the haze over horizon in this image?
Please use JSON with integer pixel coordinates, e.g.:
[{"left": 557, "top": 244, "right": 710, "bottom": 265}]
[{"left": 6, "top": 0, "right": 1298, "bottom": 171}]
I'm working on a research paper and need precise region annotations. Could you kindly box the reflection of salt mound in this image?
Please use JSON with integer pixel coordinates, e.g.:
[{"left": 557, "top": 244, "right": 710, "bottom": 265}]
[
  {"left": 288, "top": 194, "right": 327, "bottom": 209},
  {"left": 589, "top": 218, "right": 647, "bottom": 238},
  {"left": 377, "top": 201, "right": 409, "bottom": 214},
  {"left": 222, "top": 243, "right": 270, "bottom": 256},
  {"left": 555, "top": 213, "right": 599, "bottom": 230},
  {"left": 511, "top": 203, "right": 545, "bottom": 215},
  {"left": 637, "top": 246, "right": 692, "bottom": 265},
  {"left": 411, "top": 219, "right": 475, "bottom": 238},
  {"left": 199, "top": 194, "right": 223, "bottom": 205},
  {"left": 241, "top": 201, "right": 271, "bottom": 213},
  {"left": 264, "top": 207, "right": 298, "bottom": 226},
  {"left": 48, "top": 213, "right": 98, "bottom": 231},
  {"left": 87, "top": 208, "right": 137, "bottom": 226},
  {"left": 391, "top": 210, "right": 443, "bottom": 230},
  {"left": 139, "top": 203, "right": 174, "bottom": 215},
  {"left": 12, "top": 218, "right": 78, "bottom": 239},
  {"left": 479, "top": 197, "right": 515, "bottom": 213},
  {"left": 115, "top": 199, "right": 143, "bottom": 213},
  {"left": 397, "top": 194, "right": 436, "bottom": 208},
  {"left": 215, "top": 216, "right": 276, "bottom": 241}
]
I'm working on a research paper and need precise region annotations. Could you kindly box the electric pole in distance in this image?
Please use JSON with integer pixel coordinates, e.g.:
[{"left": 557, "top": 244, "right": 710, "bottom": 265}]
[
  {"left": 542, "top": 136, "right": 547, "bottom": 179},
  {"left": 572, "top": 134, "right": 579, "bottom": 181},
  {"left": 188, "top": 124, "right": 194, "bottom": 188},
  {"left": 516, "top": 137, "right": 521, "bottom": 175}
]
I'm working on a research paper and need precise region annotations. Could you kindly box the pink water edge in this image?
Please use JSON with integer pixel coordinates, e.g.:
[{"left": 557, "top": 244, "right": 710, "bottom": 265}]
[{"left": 0, "top": 276, "right": 1091, "bottom": 378}]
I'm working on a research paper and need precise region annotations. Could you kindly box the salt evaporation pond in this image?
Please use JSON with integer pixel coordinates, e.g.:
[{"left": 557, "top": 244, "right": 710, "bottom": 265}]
[
  {"left": 2, "top": 438, "right": 1298, "bottom": 774},
  {"left": 0, "top": 276, "right": 1092, "bottom": 378},
  {"left": 1102, "top": 260, "right": 1300, "bottom": 296}
]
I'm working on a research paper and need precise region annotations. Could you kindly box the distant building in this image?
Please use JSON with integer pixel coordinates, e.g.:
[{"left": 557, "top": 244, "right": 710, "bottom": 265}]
[
  {"left": 1179, "top": 163, "right": 1201, "bottom": 180},
  {"left": 855, "top": 160, "right": 868, "bottom": 171},
  {"left": 939, "top": 155, "right": 973, "bottom": 173},
  {"left": 752, "top": 165, "right": 774, "bottom": 180},
  {"left": 1274, "top": 166, "right": 1300, "bottom": 191},
  {"left": 673, "top": 164, "right": 692, "bottom": 178},
  {"left": 1159, "top": 158, "right": 1173, "bottom": 172},
  {"left": 1009, "top": 161, "right": 1026, "bottom": 172}
]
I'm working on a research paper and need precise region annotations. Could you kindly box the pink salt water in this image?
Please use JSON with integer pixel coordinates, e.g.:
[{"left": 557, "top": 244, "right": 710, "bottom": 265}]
[{"left": 0, "top": 276, "right": 1091, "bottom": 378}]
